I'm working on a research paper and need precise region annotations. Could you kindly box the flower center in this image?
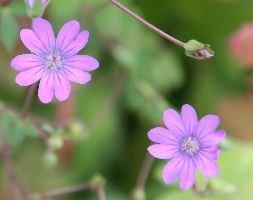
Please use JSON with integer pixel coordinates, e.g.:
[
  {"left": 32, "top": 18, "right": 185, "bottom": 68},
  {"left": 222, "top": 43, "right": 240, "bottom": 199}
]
[
  {"left": 181, "top": 137, "right": 199, "bottom": 156},
  {"left": 46, "top": 51, "right": 63, "bottom": 70}
]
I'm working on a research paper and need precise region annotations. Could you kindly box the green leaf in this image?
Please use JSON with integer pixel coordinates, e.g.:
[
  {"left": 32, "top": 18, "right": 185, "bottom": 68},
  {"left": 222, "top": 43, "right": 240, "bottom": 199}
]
[{"left": 0, "top": 8, "right": 18, "bottom": 51}]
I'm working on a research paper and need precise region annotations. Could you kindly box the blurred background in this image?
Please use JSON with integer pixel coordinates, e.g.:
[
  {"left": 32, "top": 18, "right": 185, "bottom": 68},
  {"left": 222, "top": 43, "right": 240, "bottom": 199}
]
[{"left": 1, "top": 0, "right": 253, "bottom": 199}]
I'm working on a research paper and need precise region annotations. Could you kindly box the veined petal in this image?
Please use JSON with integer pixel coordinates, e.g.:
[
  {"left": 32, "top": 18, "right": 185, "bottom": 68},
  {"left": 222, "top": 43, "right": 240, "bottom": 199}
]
[
  {"left": 54, "top": 72, "right": 71, "bottom": 102},
  {"left": 163, "top": 108, "right": 186, "bottom": 138},
  {"left": 162, "top": 156, "right": 185, "bottom": 184},
  {"left": 56, "top": 20, "right": 80, "bottom": 52},
  {"left": 64, "top": 55, "right": 99, "bottom": 71},
  {"left": 147, "top": 127, "right": 180, "bottom": 145},
  {"left": 179, "top": 157, "right": 196, "bottom": 190},
  {"left": 197, "top": 115, "right": 220, "bottom": 138},
  {"left": 11, "top": 54, "right": 43, "bottom": 71},
  {"left": 201, "top": 130, "right": 226, "bottom": 146},
  {"left": 16, "top": 66, "right": 44, "bottom": 86},
  {"left": 147, "top": 144, "right": 179, "bottom": 159},
  {"left": 20, "top": 29, "right": 47, "bottom": 56},
  {"left": 181, "top": 104, "right": 198, "bottom": 136},
  {"left": 199, "top": 147, "right": 221, "bottom": 160},
  {"left": 61, "top": 30, "right": 89, "bottom": 56},
  {"left": 32, "top": 18, "right": 55, "bottom": 51},
  {"left": 64, "top": 67, "right": 91, "bottom": 84},
  {"left": 38, "top": 72, "right": 54, "bottom": 104},
  {"left": 196, "top": 153, "right": 219, "bottom": 177}
]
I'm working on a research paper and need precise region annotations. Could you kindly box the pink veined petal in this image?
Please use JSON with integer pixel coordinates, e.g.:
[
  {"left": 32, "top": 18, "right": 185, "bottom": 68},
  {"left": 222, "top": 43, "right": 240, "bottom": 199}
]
[
  {"left": 199, "top": 147, "right": 221, "bottom": 160},
  {"left": 56, "top": 20, "right": 80, "bottom": 52},
  {"left": 11, "top": 54, "right": 43, "bottom": 71},
  {"left": 196, "top": 153, "right": 220, "bottom": 177},
  {"left": 162, "top": 155, "right": 185, "bottom": 184},
  {"left": 61, "top": 31, "right": 89, "bottom": 56},
  {"left": 64, "top": 55, "right": 99, "bottom": 71},
  {"left": 15, "top": 66, "right": 45, "bottom": 86},
  {"left": 179, "top": 157, "right": 196, "bottom": 190},
  {"left": 38, "top": 72, "right": 54, "bottom": 104},
  {"left": 20, "top": 29, "right": 47, "bottom": 56},
  {"left": 27, "top": 0, "right": 34, "bottom": 7},
  {"left": 181, "top": 104, "right": 198, "bottom": 136},
  {"left": 64, "top": 67, "right": 91, "bottom": 84},
  {"left": 32, "top": 18, "right": 55, "bottom": 52},
  {"left": 147, "top": 127, "right": 180, "bottom": 145},
  {"left": 197, "top": 115, "right": 220, "bottom": 138},
  {"left": 54, "top": 72, "right": 71, "bottom": 102},
  {"left": 147, "top": 144, "right": 179, "bottom": 159},
  {"left": 200, "top": 130, "right": 226, "bottom": 146},
  {"left": 163, "top": 108, "right": 186, "bottom": 138}
]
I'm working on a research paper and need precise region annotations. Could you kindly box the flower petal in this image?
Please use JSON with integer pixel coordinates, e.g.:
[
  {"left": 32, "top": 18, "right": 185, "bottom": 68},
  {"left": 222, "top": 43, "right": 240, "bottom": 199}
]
[
  {"left": 16, "top": 66, "right": 44, "bottom": 86},
  {"left": 64, "top": 67, "right": 91, "bottom": 84},
  {"left": 64, "top": 55, "right": 99, "bottom": 71},
  {"left": 162, "top": 156, "right": 185, "bottom": 184},
  {"left": 61, "top": 31, "right": 89, "bottom": 56},
  {"left": 11, "top": 54, "right": 43, "bottom": 71},
  {"left": 38, "top": 72, "right": 54, "bottom": 104},
  {"left": 163, "top": 108, "right": 186, "bottom": 138},
  {"left": 181, "top": 104, "right": 198, "bottom": 136},
  {"left": 201, "top": 130, "right": 226, "bottom": 146},
  {"left": 20, "top": 29, "right": 47, "bottom": 56},
  {"left": 54, "top": 72, "right": 71, "bottom": 102},
  {"left": 147, "top": 127, "right": 179, "bottom": 145},
  {"left": 56, "top": 20, "right": 80, "bottom": 52},
  {"left": 196, "top": 153, "right": 219, "bottom": 177},
  {"left": 197, "top": 115, "right": 220, "bottom": 138},
  {"left": 147, "top": 144, "right": 179, "bottom": 159},
  {"left": 32, "top": 18, "right": 55, "bottom": 52},
  {"left": 200, "top": 147, "right": 221, "bottom": 160},
  {"left": 179, "top": 157, "right": 196, "bottom": 190}
]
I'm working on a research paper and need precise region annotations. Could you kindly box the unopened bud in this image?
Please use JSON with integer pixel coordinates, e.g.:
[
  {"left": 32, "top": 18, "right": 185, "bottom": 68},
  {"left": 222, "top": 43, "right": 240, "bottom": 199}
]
[{"left": 184, "top": 39, "right": 214, "bottom": 60}]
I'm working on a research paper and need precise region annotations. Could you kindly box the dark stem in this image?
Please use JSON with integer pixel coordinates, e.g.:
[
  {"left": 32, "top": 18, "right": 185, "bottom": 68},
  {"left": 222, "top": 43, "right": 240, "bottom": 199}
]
[
  {"left": 20, "top": 84, "right": 37, "bottom": 119},
  {"left": 133, "top": 153, "right": 154, "bottom": 200},
  {"left": 0, "top": 143, "right": 29, "bottom": 200},
  {"left": 108, "top": 0, "right": 185, "bottom": 47},
  {"left": 41, "top": 182, "right": 92, "bottom": 199}
]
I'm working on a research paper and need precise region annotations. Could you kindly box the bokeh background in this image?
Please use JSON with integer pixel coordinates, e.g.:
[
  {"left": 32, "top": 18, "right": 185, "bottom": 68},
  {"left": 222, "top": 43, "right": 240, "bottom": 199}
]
[{"left": 1, "top": 0, "right": 253, "bottom": 199}]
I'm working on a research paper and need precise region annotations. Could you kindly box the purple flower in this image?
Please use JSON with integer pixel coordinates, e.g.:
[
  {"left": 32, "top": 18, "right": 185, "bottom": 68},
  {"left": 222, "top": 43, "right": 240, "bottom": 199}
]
[
  {"left": 147, "top": 104, "right": 225, "bottom": 190},
  {"left": 11, "top": 18, "right": 99, "bottom": 104},
  {"left": 26, "top": 0, "right": 48, "bottom": 8}
]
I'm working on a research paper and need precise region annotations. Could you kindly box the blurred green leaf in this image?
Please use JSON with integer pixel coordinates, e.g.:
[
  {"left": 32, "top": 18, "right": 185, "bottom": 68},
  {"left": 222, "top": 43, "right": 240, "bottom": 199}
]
[{"left": 0, "top": 8, "right": 18, "bottom": 51}]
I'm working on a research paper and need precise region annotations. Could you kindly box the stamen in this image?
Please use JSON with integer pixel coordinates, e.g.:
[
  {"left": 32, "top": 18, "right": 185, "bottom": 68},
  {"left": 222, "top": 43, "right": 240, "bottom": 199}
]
[{"left": 181, "top": 137, "right": 199, "bottom": 156}]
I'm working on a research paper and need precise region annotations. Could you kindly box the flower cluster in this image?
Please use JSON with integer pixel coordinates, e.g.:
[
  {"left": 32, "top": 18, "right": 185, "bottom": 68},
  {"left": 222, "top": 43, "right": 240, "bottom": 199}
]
[
  {"left": 147, "top": 104, "right": 225, "bottom": 190},
  {"left": 11, "top": 18, "right": 99, "bottom": 103}
]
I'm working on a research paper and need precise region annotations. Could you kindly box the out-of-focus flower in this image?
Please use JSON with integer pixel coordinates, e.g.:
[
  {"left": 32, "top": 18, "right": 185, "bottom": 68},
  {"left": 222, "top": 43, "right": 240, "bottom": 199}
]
[
  {"left": 11, "top": 18, "right": 99, "bottom": 103},
  {"left": 229, "top": 23, "right": 253, "bottom": 68},
  {"left": 26, "top": 0, "right": 48, "bottom": 8},
  {"left": 147, "top": 104, "right": 225, "bottom": 190}
]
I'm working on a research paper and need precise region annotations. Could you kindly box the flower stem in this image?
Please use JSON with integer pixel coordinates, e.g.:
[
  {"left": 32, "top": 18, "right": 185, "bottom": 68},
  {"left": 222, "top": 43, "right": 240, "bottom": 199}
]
[
  {"left": 20, "top": 84, "right": 37, "bottom": 119},
  {"left": 108, "top": 0, "right": 186, "bottom": 48},
  {"left": 132, "top": 153, "right": 154, "bottom": 200}
]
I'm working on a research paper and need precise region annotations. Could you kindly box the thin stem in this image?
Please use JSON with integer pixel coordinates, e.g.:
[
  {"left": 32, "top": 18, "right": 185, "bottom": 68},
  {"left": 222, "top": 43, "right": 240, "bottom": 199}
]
[
  {"left": 108, "top": 0, "right": 185, "bottom": 47},
  {"left": 0, "top": 143, "right": 29, "bottom": 200},
  {"left": 41, "top": 182, "right": 92, "bottom": 199},
  {"left": 20, "top": 84, "right": 37, "bottom": 119},
  {"left": 132, "top": 153, "right": 154, "bottom": 200}
]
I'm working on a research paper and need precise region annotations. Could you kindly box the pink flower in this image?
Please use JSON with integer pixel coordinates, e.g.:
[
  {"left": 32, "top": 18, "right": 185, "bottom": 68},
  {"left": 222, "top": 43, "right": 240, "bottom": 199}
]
[
  {"left": 11, "top": 18, "right": 99, "bottom": 104},
  {"left": 147, "top": 104, "right": 225, "bottom": 190},
  {"left": 26, "top": 0, "right": 48, "bottom": 8}
]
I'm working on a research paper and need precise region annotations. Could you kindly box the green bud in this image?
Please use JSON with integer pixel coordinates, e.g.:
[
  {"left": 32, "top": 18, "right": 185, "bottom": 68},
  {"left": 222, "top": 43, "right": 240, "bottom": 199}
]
[
  {"left": 132, "top": 187, "right": 145, "bottom": 200},
  {"left": 48, "top": 136, "right": 63, "bottom": 150},
  {"left": 184, "top": 39, "right": 214, "bottom": 60},
  {"left": 43, "top": 151, "right": 58, "bottom": 169}
]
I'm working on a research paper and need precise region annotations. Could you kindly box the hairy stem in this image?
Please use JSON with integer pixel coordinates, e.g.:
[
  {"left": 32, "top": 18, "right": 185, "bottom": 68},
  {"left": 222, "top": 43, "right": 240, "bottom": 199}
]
[
  {"left": 20, "top": 84, "right": 37, "bottom": 119},
  {"left": 108, "top": 0, "right": 185, "bottom": 47},
  {"left": 133, "top": 153, "right": 154, "bottom": 200},
  {"left": 0, "top": 143, "right": 29, "bottom": 200}
]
